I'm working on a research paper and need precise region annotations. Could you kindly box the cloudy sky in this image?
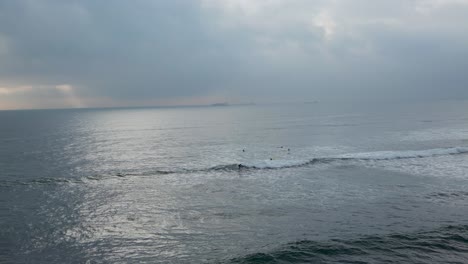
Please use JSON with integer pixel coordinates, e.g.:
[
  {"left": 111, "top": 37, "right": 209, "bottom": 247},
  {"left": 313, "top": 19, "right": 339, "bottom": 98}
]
[{"left": 0, "top": 0, "right": 468, "bottom": 110}]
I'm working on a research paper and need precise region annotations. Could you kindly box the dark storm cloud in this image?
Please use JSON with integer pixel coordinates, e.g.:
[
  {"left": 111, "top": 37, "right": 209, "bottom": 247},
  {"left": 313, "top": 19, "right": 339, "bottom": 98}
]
[
  {"left": 1, "top": 0, "right": 468, "bottom": 109},
  {"left": 0, "top": 0, "right": 246, "bottom": 99}
]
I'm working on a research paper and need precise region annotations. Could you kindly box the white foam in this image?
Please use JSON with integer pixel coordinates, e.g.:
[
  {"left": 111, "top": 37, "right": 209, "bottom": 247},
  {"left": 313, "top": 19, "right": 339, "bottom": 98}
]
[
  {"left": 335, "top": 147, "right": 468, "bottom": 160},
  {"left": 234, "top": 146, "right": 468, "bottom": 171}
]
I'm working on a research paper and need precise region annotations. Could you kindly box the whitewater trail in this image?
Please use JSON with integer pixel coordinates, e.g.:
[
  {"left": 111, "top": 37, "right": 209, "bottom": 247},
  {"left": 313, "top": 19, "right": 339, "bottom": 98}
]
[
  {"left": 240, "top": 146, "right": 468, "bottom": 170},
  {"left": 2, "top": 146, "right": 467, "bottom": 186}
]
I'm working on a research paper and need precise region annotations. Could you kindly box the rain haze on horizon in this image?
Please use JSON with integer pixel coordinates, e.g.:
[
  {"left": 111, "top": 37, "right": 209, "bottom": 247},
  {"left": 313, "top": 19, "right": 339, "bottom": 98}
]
[{"left": 1, "top": 0, "right": 468, "bottom": 110}]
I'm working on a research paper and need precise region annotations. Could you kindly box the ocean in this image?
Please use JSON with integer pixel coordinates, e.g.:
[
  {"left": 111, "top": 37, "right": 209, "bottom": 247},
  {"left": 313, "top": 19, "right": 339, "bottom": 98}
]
[{"left": 1, "top": 101, "right": 468, "bottom": 263}]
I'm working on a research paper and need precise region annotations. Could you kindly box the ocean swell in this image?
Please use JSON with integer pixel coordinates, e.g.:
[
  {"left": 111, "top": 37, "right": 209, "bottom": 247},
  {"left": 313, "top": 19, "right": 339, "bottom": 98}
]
[
  {"left": 235, "top": 146, "right": 468, "bottom": 170},
  {"left": 2, "top": 146, "right": 467, "bottom": 186},
  {"left": 228, "top": 225, "right": 468, "bottom": 264}
]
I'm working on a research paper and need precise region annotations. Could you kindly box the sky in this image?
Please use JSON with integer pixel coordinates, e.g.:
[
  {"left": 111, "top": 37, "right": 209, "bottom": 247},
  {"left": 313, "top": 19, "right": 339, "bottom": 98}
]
[{"left": 0, "top": 0, "right": 468, "bottom": 110}]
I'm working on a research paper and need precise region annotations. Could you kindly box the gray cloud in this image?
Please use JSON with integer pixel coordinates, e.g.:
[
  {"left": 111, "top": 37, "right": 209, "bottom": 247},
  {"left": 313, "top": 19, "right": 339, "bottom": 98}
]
[{"left": 1, "top": 0, "right": 468, "bottom": 109}]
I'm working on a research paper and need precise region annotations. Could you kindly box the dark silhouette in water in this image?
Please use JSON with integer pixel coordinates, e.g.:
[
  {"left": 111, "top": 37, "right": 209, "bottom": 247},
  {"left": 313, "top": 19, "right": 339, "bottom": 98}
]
[{"left": 237, "top": 164, "right": 247, "bottom": 169}]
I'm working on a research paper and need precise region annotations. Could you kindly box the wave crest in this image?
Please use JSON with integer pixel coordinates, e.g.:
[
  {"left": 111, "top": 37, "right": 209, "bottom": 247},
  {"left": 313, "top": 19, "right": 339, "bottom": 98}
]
[
  {"left": 236, "top": 146, "right": 468, "bottom": 170},
  {"left": 335, "top": 146, "right": 468, "bottom": 160},
  {"left": 2, "top": 146, "right": 467, "bottom": 186},
  {"left": 228, "top": 225, "right": 468, "bottom": 263}
]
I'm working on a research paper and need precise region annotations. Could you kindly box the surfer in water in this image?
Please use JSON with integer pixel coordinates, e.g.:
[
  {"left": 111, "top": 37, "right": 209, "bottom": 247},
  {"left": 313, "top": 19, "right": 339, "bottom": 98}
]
[{"left": 238, "top": 164, "right": 247, "bottom": 169}]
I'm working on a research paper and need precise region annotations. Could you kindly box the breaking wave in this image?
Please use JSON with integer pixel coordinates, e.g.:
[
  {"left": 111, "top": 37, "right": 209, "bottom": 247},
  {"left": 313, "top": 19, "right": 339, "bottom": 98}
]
[
  {"left": 227, "top": 146, "right": 468, "bottom": 170},
  {"left": 2, "top": 146, "right": 467, "bottom": 186},
  {"left": 334, "top": 146, "right": 468, "bottom": 160}
]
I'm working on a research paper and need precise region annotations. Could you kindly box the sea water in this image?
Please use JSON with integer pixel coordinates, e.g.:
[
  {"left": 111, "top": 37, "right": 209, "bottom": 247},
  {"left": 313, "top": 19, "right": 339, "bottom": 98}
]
[{"left": 1, "top": 101, "right": 468, "bottom": 263}]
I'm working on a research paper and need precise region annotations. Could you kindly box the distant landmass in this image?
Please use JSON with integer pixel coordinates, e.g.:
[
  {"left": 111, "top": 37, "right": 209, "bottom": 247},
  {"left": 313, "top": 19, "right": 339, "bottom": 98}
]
[
  {"left": 210, "top": 102, "right": 229, "bottom": 106},
  {"left": 209, "top": 102, "right": 256, "bottom": 107}
]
